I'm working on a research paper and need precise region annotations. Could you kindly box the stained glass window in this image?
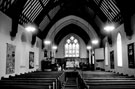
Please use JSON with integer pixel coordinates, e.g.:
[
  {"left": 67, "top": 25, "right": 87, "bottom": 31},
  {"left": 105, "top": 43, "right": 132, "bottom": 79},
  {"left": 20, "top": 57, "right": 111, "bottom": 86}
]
[{"left": 65, "top": 36, "right": 79, "bottom": 57}]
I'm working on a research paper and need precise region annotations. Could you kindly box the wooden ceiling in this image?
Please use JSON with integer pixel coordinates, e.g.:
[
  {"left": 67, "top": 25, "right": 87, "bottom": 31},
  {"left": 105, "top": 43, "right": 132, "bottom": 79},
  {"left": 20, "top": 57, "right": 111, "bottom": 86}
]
[{"left": 0, "top": 0, "right": 134, "bottom": 45}]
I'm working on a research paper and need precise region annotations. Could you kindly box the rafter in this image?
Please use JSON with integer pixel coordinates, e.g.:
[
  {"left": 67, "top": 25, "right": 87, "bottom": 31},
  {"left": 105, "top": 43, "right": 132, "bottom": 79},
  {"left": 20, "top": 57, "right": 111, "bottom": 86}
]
[
  {"left": 34, "top": 0, "right": 61, "bottom": 26},
  {"left": 0, "top": 0, "right": 16, "bottom": 14},
  {"left": 93, "top": 0, "right": 121, "bottom": 23}
]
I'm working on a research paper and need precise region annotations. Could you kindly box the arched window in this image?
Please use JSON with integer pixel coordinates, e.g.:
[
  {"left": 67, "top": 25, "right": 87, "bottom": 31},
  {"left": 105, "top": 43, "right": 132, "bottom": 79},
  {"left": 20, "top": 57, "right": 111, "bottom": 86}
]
[
  {"left": 105, "top": 42, "right": 108, "bottom": 65},
  {"left": 117, "top": 33, "right": 123, "bottom": 67},
  {"left": 65, "top": 36, "right": 79, "bottom": 57}
]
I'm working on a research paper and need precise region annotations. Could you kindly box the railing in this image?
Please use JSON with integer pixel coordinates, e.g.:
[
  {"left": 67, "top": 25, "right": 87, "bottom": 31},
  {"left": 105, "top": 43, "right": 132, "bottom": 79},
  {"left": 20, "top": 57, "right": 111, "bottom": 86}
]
[
  {"left": 56, "top": 71, "right": 89, "bottom": 89},
  {"left": 49, "top": 82, "right": 55, "bottom": 89},
  {"left": 78, "top": 71, "right": 89, "bottom": 89},
  {"left": 57, "top": 72, "right": 65, "bottom": 89}
]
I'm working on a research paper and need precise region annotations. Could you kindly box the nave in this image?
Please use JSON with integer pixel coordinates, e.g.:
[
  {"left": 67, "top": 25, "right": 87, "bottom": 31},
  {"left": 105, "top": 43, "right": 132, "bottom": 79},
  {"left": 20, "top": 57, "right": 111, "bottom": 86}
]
[
  {"left": 1, "top": 0, "right": 135, "bottom": 89},
  {"left": 0, "top": 70, "right": 135, "bottom": 89}
]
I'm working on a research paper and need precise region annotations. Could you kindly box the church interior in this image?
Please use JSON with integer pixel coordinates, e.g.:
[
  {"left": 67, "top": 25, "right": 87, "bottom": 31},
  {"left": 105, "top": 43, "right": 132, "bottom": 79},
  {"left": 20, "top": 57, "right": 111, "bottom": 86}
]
[{"left": 0, "top": 0, "right": 135, "bottom": 89}]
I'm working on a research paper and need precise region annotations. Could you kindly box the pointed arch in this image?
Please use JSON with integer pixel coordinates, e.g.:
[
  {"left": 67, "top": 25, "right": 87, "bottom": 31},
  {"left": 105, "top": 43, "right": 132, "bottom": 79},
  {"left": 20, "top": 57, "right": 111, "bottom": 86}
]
[
  {"left": 117, "top": 32, "right": 123, "bottom": 67},
  {"left": 45, "top": 15, "right": 99, "bottom": 44}
]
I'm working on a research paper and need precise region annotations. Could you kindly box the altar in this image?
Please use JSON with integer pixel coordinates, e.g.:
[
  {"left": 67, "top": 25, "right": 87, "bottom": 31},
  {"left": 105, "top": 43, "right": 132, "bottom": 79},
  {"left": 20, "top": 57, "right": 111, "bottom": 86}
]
[{"left": 65, "top": 58, "right": 80, "bottom": 69}]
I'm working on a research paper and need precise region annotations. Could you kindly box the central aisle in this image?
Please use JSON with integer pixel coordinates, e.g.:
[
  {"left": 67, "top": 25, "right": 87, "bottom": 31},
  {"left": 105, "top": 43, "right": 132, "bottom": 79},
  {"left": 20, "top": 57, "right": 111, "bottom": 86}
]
[
  {"left": 64, "top": 71, "right": 78, "bottom": 89},
  {"left": 64, "top": 77, "right": 78, "bottom": 89}
]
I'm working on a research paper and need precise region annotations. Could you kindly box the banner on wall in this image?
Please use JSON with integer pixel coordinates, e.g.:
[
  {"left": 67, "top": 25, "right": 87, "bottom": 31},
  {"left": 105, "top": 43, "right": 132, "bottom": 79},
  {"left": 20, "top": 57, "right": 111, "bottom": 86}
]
[
  {"left": 29, "top": 52, "right": 34, "bottom": 69},
  {"left": 128, "top": 43, "right": 135, "bottom": 68},
  {"left": 6, "top": 43, "right": 16, "bottom": 74}
]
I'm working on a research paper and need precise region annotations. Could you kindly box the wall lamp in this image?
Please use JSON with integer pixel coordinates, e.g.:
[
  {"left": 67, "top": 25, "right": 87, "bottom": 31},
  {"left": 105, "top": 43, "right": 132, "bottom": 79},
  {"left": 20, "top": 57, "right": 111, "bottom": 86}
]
[
  {"left": 87, "top": 45, "right": 92, "bottom": 50},
  {"left": 52, "top": 45, "right": 57, "bottom": 50},
  {"left": 103, "top": 23, "right": 115, "bottom": 32},
  {"left": 25, "top": 23, "right": 37, "bottom": 32},
  {"left": 91, "top": 39, "right": 99, "bottom": 45},
  {"left": 44, "top": 40, "right": 51, "bottom": 45}
]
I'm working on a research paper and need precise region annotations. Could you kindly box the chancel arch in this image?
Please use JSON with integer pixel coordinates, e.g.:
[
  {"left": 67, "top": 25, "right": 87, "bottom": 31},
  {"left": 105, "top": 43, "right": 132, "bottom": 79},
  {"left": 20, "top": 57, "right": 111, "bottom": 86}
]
[
  {"left": 54, "top": 24, "right": 90, "bottom": 45},
  {"left": 45, "top": 15, "right": 99, "bottom": 46}
]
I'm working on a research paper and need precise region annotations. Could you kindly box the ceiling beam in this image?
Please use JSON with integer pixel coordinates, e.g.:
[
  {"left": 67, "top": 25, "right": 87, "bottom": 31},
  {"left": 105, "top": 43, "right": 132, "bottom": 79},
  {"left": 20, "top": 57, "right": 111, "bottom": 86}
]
[
  {"left": 98, "top": 0, "right": 103, "bottom": 7},
  {"left": 5, "top": 0, "right": 27, "bottom": 19},
  {"left": 87, "top": 0, "right": 107, "bottom": 22},
  {"left": 39, "top": 0, "right": 44, "bottom": 7},
  {"left": 34, "top": 0, "right": 61, "bottom": 26},
  {"left": 116, "top": 0, "right": 134, "bottom": 36},
  {"left": 5, "top": 0, "right": 27, "bottom": 39}
]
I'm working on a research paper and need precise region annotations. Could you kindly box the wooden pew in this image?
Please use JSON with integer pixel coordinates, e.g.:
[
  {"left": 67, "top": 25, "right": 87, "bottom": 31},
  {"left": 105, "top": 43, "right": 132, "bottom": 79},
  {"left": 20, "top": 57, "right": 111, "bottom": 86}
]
[
  {"left": 82, "top": 72, "right": 135, "bottom": 89},
  {"left": 0, "top": 71, "right": 63, "bottom": 89},
  {"left": 0, "top": 79, "right": 54, "bottom": 89},
  {"left": 0, "top": 85, "right": 51, "bottom": 89}
]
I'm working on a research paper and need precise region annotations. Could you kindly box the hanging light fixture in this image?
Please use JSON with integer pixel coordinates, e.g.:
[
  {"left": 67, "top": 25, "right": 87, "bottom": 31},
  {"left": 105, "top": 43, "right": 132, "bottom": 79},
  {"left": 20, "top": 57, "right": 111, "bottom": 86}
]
[
  {"left": 52, "top": 45, "right": 57, "bottom": 50},
  {"left": 87, "top": 45, "right": 92, "bottom": 50},
  {"left": 104, "top": 24, "right": 115, "bottom": 32},
  {"left": 25, "top": 23, "right": 37, "bottom": 32},
  {"left": 103, "top": 21, "right": 116, "bottom": 33},
  {"left": 44, "top": 40, "right": 51, "bottom": 45},
  {"left": 91, "top": 39, "right": 99, "bottom": 45}
]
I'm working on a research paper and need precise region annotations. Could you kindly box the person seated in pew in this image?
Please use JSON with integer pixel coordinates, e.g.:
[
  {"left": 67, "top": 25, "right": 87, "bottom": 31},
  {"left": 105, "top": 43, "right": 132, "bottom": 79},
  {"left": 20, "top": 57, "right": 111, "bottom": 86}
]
[{"left": 57, "top": 64, "right": 62, "bottom": 71}]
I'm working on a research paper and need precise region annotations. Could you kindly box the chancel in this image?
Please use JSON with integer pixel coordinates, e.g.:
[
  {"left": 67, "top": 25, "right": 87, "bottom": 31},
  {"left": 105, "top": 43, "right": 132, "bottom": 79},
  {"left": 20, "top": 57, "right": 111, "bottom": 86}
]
[{"left": 0, "top": 0, "right": 135, "bottom": 89}]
